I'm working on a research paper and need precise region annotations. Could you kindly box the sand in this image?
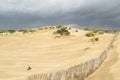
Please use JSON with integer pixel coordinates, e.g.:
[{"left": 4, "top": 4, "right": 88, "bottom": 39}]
[
  {"left": 86, "top": 33, "right": 120, "bottom": 80},
  {"left": 0, "top": 27, "right": 114, "bottom": 80}
]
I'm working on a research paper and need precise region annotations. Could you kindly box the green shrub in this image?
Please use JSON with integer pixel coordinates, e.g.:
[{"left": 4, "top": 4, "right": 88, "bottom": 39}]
[
  {"left": 18, "top": 30, "right": 25, "bottom": 32},
  {"left": 95, "top": 37, "right": 99, "bottom": 41},
  {"left": 45, "top": 27, "right": 48, "bottom": 29},
  {"left": 0, "top": 30, "right": 16, "bottom": 34},
  {"left": 93, "top": 30, "right": 99, "bottom": 33},
  {"left": 90, "top": 37, "right": 99, "bottom": 43},
  {"left": 75, "top": 30, "right": 78, "bottom": 32},
  {"left": 84, "top": 28, "right": 119, "bottom": 34},
  {"left": 85, "top": 32, "right": 95, "bottom": 37},
  {"left": 0, "top": 30, "right": 7, "bottom": 33},
  {"left": 98, "top": 31, "right": 104, "bottom": 34},
  {"left": 29, "top": 29, "right": 36, "bottom": 33},
  {"left": 18, "top": 29, "right": 29, "bottom": 34},
  {"left": 57, "top": 25, "right": 62, "bottom": 28},
  {"left": 8, "top": 30, "right": 16, "bottom": 34},
  {"left": 69, "top": 27, "right": 71, "bottom": 30},
  {"left": 54, "top": 27, "right": 70, "bottom": 36},
  {"left": 84, "top": 28, "right": 89, "bottom": 30},
  {"left": 49, "top": 27, "right": 52, "bottom": 29}
]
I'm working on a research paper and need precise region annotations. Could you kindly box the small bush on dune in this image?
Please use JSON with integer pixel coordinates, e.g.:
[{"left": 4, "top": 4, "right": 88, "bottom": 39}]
[
  {"left": 29, "top": 29, "right": 36, "bottom": 33},
  {"left": 51, "top": 27, "right": 55, "bottom": 29},
  {"left": 0, "top": 30, "right": 16, "bottom": 34},
  {"left": 75, "top": 30, "right": 78, "bottom": 32},
  {"left": 8, "top": 30, "right": 16, "bottom": 34},
  {"left": 90, "top": 37, "right": 99, "bottom": 43},
  {"left": 45, "top": 27, "right": 48, "bottom": 29},
  {"left": 98, "top": 31, "right": 104, "bottom": 34},
  {"left": 17, "top": 29, "right": 37, "bottom": 34},
  {"left": 68, "top": 27, "right": 71, "bottom": 30},
  {"left": 0, "top": 30, "right": 17, "bottom": 35},
  {"left": 57, "top": 25, "right": 62, "bottom": 28},
  {"left": 18, "top": 29, "right": 29, "bottom": 34},
  {"left": 95, "top": 37, "right": 99, "bottom": 41},
  {"left": 84, "top": 28, "right": 90, "bottom": 31},
  {"left": 54, "top": 27, "right": 70, "bottom": 36},
  {"left": 18, "top": 30, "right": 26, "bottom": 32},
  {"left": 0, "top": 30, "right": 7, "bottom": 33},
  {"left": 22, "top": 30, "right": 29, "bottom": 34},
  {"left": 49, "top": 27, "right": 52, "bottom": 29},
  {"left": 93, "top": 30, "right": 99, "bottom": 33},
  {"left": 85, "top": 32, "right": 95, "bottom": 37}
]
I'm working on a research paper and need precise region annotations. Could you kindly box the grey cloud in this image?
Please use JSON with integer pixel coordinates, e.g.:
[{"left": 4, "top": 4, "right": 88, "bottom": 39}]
[
  {"left": 0, "top": 0, "right": 120, "bottom": 29},
  {"left": 0, "top": 0, "right": 83, "bottom": 15}
]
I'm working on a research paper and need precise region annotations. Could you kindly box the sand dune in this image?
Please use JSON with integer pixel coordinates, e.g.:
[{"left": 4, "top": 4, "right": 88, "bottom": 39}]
[
  {"left": 86, "top": 34, "right": 120, "bottom": 80},
  {"left": 0, "top": 27, "right": 114, "bottom": 80}
]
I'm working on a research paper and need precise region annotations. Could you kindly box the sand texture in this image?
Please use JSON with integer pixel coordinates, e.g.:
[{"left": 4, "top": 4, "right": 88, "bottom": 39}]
[
  {"left": 0, "top": 28, "right": 114, "bottom": 80},
  {"left": 86, "top": 34, "right": 120, "bottom": 80}
]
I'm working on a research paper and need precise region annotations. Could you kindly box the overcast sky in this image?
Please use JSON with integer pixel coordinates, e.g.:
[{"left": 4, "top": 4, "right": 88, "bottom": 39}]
[{"left": 0, "top": 0, "right": 120, "bottom": 29}]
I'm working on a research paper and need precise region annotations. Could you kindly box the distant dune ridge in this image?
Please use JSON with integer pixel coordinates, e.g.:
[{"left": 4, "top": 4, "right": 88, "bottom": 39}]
[{"left": 0, "top": 26, "right": 119, "bottom": 80}]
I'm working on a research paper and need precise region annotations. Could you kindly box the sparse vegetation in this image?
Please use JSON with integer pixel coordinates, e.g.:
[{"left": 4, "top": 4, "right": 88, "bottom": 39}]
[
  {"left": 29, "top": 29, "right": 36, "bottom": 33},
  {"left": 85, "top": 32, "right": 95, "bottom": 37},
  {"left": 45, "top": 27, "right": 48, "bottom": 29},
  {"left": 75, "top": 30, "right": 78, "bottom": 32},
  {"left": 94, "top": 37, "right": 99, "bottom": 41},
  {"left": 56, "top": 25, "right": 63, "bottom": 28},
  {"left": 49, "top": 27, "right": 52, "bottom": 29},
  {"left": 0, "top": 30, "right": 7, "bottom": 34},
  {"left": 0, "top": 30, "right": 16, "bottom": 34},
  {"left": 17, "top": 29, "right": 37, "bottom": 34},
  {"left": 8, "top": 30, "right": 16, "bottom": 34},
  {"left": 84, "top": 28, "right": 119, "bottom": 34},
  {"left": 90, "top": 37, "right": 99, "bottom": 43},
  {"left": 53, "top": 27, "right": 70, "bottom": 36},
  {"left": 84, "top": 28, "right": 89, "bottom": 30},
  {"left": 18, "top": 29, "right": 29, "bottom": 34},
  {"left": 68, "top": 27, "right": 71, "bottom": 30}
]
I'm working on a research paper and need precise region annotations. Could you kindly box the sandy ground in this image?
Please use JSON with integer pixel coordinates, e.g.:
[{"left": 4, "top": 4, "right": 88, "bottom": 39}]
[
  {"left": 86, "top": 33, "right": 120, "bottom": 80},
  {"left": 0, "top": 27, "right": 114, "bottom": 80}
]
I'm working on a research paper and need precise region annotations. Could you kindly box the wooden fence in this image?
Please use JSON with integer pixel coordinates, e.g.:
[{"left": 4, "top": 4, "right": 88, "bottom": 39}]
[{"left": 26, "top": 33, "right": 119, "bottom": 80}]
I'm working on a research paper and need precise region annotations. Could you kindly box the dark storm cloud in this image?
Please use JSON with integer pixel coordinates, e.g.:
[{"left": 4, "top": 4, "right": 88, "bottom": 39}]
[{"left": 0, "top": 0, "right": 120, "bottom": 29}]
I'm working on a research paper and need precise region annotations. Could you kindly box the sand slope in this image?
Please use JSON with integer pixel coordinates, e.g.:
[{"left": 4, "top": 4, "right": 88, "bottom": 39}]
[
  {"left": 86, "top": 34, "right": 120, "bottom": 80},
  {"left": 0, "top": 28, "right": 114, "bottom": 80}
]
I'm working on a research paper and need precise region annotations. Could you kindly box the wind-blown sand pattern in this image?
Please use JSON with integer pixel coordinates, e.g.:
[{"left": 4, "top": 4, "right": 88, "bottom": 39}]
[{"left": 0, "top": 27, "right": 115, "bottom": 80}]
